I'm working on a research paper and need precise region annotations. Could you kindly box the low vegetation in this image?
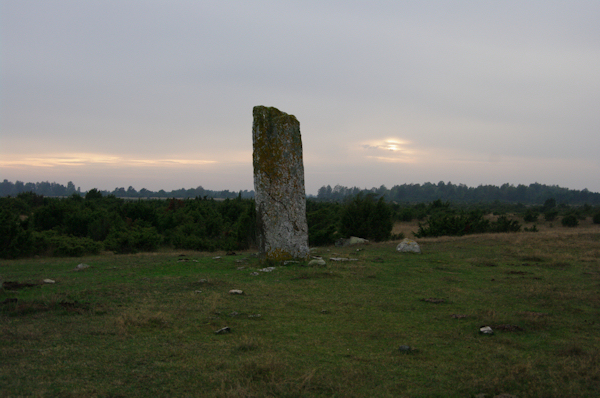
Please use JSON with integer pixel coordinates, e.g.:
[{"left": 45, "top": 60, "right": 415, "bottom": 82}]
[
  {"left": 1, "top": 221, "right": 599, "bottom": 397},
  {"left": 2, "top": 191, "right": 600, "bottom": 259}
]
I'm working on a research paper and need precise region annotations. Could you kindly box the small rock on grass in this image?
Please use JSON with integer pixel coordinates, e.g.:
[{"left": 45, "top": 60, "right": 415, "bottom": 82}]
[
  {"left": 74, "top": 263, "right": 89, "bottom": 271},
  {"left": 229, "top": 289, "right": 244, "bottom": 295},
  {"left": 479, "top": 326, "right": 494, "bottom": 335},
  {"left": 308, "top": 259, "right": 326, "bottom": 267},
  {"left": 398, "top": 345, "right": 417, "bottom": 353},
  {"left": 43, "top": 279, "right": 56, "bottom": 284},
  {"left": 215, "top": 326, "right": 231, "bottom": 334}
]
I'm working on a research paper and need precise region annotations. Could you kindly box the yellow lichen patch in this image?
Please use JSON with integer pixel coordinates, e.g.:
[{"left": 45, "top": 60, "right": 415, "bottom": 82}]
[{"left": 264, "top": 247, "right": 293, "bottom": 262}]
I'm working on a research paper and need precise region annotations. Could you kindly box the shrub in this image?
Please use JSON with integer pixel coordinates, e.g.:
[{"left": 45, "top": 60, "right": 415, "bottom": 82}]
[
  {"left": 397, "top": 208, "right": 415, "bottom": 222},
  {"left": 339, "top": 194, "right": 392, "bottom": 241},
  {"left": 492, "top": 215, "right": 521, "bottom": 233},
  {"left": 523, "top": 210, "right": 539, "bottom": 223},
  {"left": 0, "top": 208, "right": 32, "bottom": 258},
  {"left": 31, "top": 230, "right": 102, "bottom": 257},
  {"left": 307, "top": 204, "right": 340, "bottom": 246},
  {"left": 561, "top": 214, "right": 579, "bottom": 227},
  {"left": 105, "top": 226, "right": 162, "bottom": 254},
  {"left": 593, "top": 212, "right": 600, "bottom": 224},
  {"left": 414, "top": 210, "right": 490, "bottom": 238},
  {"left": 415, "top": 210, "right": 520, "bottom": 238},
  {"left": 544, "top": 210, "right": 559, "bottom": 222}
]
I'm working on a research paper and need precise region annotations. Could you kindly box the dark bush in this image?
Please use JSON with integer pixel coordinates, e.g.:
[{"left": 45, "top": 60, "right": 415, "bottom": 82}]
[
  {"left": 523, "top": 210, "right": 539, "bottom": 223},
  {"left": 415, "top": 210, "right": 489, "bottom": 238},
  {"left": 0, "top": 208, "right": 32, "bottom": 258},
  {"left": 31, "top": 230, "right": 101, "bottom": 257},
  {"left": 593, "top": 212, "right": 600, "bottom": 224},
  {"left": 561, "top": 214, "right": 579, "bottom": 227},
  {"left": 544, "top": 210, "right": 559, "bottom": 222},
  {"left": 491, "top": 215, "right": 521, "bottom": 233},
  {"left": 104, "top": 226, "right": 162, "bottom": 254},
  {"left": 415, "top": 210, "right": 520, "bottom": 238},
  {"left": 307, "top": 203, "right": 341, "bottom": 246},
  {"left": 339, "top": 194, "right": 392, "bottom": 241}
]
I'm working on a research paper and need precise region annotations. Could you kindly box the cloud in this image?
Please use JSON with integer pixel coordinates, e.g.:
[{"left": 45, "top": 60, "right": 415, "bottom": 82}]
[
  {"left": 0, "top": 153, "right": 218, "bottom": 169},
  {"left": 358, "top": 138, "right": 418, "bottom": 163}
]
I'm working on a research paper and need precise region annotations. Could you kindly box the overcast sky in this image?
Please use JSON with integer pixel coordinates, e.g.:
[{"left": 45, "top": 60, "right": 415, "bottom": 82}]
[{"left": 2, "top": 0, "right": 599, "bottom": 194}]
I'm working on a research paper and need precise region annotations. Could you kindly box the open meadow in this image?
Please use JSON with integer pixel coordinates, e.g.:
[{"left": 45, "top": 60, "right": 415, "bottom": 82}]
[{"left": 1, "top": 220, "right": 599, "bottom": 397}]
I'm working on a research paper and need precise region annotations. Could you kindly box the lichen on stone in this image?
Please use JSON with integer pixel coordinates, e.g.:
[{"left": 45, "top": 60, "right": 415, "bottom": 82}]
[{"left": 252, "top": 106, "right": 309, "bottom": 261}]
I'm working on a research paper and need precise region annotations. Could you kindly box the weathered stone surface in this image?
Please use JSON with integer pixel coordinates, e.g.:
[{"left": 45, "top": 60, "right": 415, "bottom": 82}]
[
  {"left": 396, "top": 238, "right": 421, "bottom": 254},
  {"left": 253, "top": 106, "right": 309, "bottom": 261}
]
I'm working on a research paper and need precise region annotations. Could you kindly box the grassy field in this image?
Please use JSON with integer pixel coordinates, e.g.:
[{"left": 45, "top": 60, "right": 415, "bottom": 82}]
[{"left": 1, "top": 220, "right": 599, "bottom": 397}]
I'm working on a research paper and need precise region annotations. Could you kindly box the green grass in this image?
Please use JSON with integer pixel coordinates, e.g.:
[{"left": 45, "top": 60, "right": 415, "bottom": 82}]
[{"left": 1, "top": 228, "right": 599, "bottom": 397}]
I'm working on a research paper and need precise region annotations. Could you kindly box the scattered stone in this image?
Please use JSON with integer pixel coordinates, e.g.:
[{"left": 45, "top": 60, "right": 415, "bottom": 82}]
[
  {"left": 283, "top": 260, "right": 300, "bottom": 265},
  {"left": 308, "top": 259, "right": 326, "bottom": 267},
  {"left": 229, "top": 289, "right": 244, "bottom": 295},
  {"left": 250, "top": 272, "right": 260, "bottom": 276},
  {"left": 329, "top": 258, "right": 358, "bottom": 262},
  {"left": 237, "top": 266, "right": 246, "bottom": 270},
  {"left": 494, "top": 394, "right": 518, "bottom": 398},
  {"left": 252, "top": 106, "right": 310, "bottom": 261},
  {"left": 398, "top": 345, "right": 412, "bottom": 352},
  {"left": 215, "top": 326, "right": 231, "bottom": 334},
  {"left": 248, "top": 314, "right": 262, "bottom": 318},
  {"left": 229, "top": 311, "right": 239, "bottom": 317},
  {"left": 212, "top": 256, "right": 221, "bottom": 260},
  {"left": 258, "top": 267, "right": 276, "bottom": 272},
  {"left": 396, "top": 238, "right": 421, "bottom": 254},
  {"left": 195, "top": 290, "right": 202, "bottom": 293},
  {"left": 75, "top": 263, "right": 90, "bottom": 270},
  {"left": 320, "top": 309, "right": 328, "bottom": 314},
  {"left": 199, "top": 279, "right": 208, "bottom": 283},
  {"left": 479, "top": 326, "right": 494, "bottom": 335},
  {"left": 451, "top": 314, "right": 467, "bottom": 319},
  {"left": 43, "top": 279, "right": 56, "bottom": 284}
]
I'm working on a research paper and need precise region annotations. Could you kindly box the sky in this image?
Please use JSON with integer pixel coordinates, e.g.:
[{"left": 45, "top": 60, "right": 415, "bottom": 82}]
[{"left": 2, "top": 0, "right": 599, "bottom": 194}]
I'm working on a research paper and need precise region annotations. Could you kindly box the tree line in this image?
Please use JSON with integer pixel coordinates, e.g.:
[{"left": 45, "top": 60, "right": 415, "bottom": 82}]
[
  {"left": 0, "top": 180, "right": 254, "bottom": 199},
  {"left": 3, "top": 179, "right": 600, "bottom": 205},
  {"left": 316, "top": 182, "right": 600, "bottom": 205}
]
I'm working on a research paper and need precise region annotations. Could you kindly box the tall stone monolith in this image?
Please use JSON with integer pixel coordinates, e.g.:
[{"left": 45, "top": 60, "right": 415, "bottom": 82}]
[{"left": 252, "top": 106, "right": 309, "bottom": 261}]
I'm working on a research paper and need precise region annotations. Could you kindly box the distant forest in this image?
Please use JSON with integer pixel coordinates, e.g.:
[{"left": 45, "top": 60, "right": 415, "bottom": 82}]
[
  {"left": 1, "top": 179, "right": 599, "bottom": 205},
  {"left": 316, "top": 182, "right": 600, "bottom": 205},
  {"left": 0, "top": 180, "right": 254, "bottom": 200}
]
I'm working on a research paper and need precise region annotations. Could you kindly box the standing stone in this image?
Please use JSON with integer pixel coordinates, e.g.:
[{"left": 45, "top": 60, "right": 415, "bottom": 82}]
[{"left": 252, "top": 106, "right": 309, "bottom": 261}]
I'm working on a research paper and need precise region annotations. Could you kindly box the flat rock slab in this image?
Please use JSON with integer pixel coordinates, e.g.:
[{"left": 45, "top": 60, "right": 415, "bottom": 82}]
[{"left": 215, "top": 327, "right": 231, "bottom": 334}]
